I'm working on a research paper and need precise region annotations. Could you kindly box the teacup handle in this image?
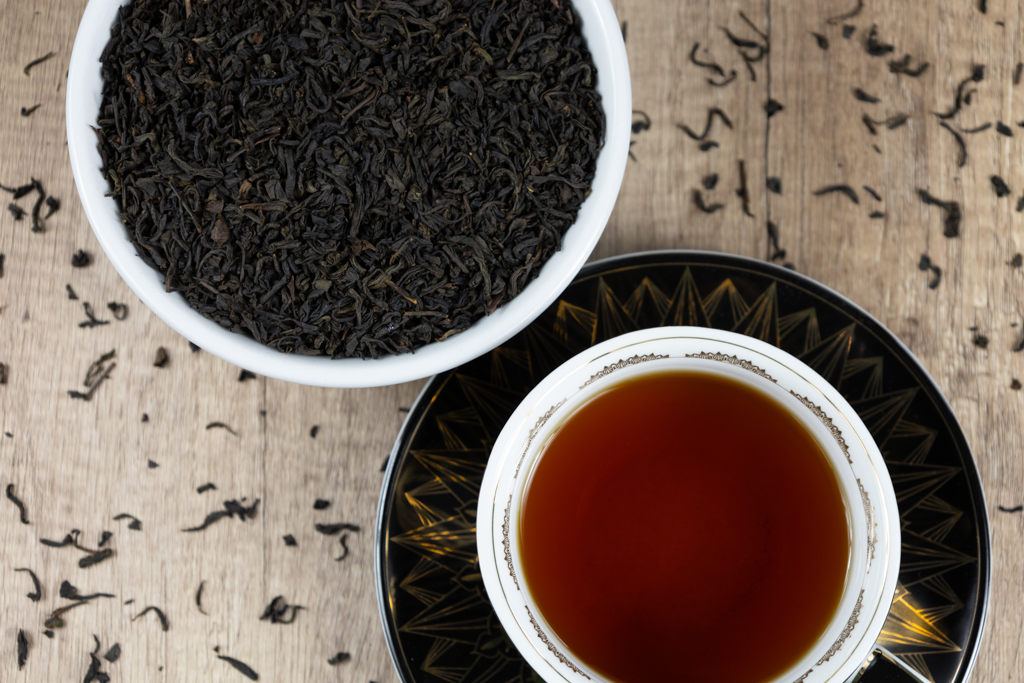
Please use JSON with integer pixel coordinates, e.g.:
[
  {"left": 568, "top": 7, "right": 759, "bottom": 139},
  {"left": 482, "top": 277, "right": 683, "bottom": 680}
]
[{"left": 848, "top": 648, "right": 933, "bottom": 683}]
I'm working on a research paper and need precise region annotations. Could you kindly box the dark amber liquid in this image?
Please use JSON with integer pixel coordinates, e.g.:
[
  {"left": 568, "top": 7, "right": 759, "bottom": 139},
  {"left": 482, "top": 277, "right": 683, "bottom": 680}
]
[{"left": 520, "top": 371, "right": 850, "bottom": 683}]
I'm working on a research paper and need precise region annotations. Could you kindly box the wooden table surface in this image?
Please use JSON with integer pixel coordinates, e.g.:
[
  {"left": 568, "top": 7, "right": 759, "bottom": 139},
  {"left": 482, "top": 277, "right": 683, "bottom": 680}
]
[{"left": 2, "top": 0, "right": 1022, "bottom": 681}]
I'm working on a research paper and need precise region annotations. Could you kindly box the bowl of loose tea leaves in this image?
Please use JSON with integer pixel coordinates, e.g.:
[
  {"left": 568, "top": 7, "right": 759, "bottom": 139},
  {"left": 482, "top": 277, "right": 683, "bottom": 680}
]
[{"left": 66, "top": 0, "right": 630, "bottom": 387}]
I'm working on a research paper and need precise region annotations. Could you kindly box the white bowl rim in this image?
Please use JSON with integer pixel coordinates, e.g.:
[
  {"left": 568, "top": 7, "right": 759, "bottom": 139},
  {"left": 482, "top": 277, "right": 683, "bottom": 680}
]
[
  {"left": 65, "top": 0, "right": 631, "bottom": 388},
  {"left": 477, "top": 326, "right": 902, "bottom": 683}
]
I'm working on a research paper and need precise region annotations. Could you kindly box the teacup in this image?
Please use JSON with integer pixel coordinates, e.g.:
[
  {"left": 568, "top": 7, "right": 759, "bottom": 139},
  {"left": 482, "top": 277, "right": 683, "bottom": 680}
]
[{"left": 477, "top": 327, "right": 901, "bottom": 683}]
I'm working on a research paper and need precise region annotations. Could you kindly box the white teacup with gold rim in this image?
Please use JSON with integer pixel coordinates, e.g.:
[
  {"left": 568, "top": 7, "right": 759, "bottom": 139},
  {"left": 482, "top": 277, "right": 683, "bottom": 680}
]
[{"left": 477, "top": 327, "right": 900, "bottom": 683}]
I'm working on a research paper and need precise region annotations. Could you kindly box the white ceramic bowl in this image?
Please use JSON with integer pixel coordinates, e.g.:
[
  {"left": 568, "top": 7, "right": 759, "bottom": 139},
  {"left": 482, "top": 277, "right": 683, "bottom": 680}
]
[
  {"left": 66, "top": 0, "right": 630, "bottom": 388},
  {"left": 478, "top": 327, "right": 901, "bottom": 683}
]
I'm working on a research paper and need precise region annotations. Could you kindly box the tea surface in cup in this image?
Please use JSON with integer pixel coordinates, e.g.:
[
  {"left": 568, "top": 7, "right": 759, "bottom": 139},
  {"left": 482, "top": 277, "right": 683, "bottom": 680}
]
[{"left": 519, "top": 370, "right": 850, "bottom": 683}]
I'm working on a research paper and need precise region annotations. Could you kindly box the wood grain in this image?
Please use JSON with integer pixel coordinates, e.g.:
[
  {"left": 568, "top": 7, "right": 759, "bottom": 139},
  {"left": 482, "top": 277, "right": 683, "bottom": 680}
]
[{"left": 2, "top": 0, "right": 1021, "bottom": 681}]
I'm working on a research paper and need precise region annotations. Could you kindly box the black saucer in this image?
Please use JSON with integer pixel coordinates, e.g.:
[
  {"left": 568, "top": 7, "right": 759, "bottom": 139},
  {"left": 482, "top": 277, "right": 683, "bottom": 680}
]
[{"left": 376, "top": 251, "right": 990, "bottom": 683}]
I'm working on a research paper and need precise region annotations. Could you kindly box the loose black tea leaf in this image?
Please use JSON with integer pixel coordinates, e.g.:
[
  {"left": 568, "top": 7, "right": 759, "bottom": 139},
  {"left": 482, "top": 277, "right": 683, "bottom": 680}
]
[
  {"left": 259, "top": 596, "right": 304, "bottom": 624},
  {"left": 206, "top": 422, "right": 238, "bottom": 436},
  {"left": 124, "top": 599, "right": 134, "bottom": 605},
  {"left": 720, "top": 23, "right": 767, "bottom": 82},
  {"left": 283, "top": 534, "right": 298, "bottom": 547},
  {"left": 148, "top": 460, "right": 159, "bottom": 469},
  {"left": 196, "top": 581, "right": 207, "bottom": 615},
  {"left": 197, "top": 483, "right": 217, "bottom": 494},
  {"left": 78, "top": 303, "right": 110, "bottom": 329},
  {"left": 1016, "top": 63, "right": 1023, "bottom": 85},
  {"left": 1012, "top": 380, "right": 1022, "bottom": 391},
  {"left": 677, "top": 108, "right": 733, "bottom": 141},
  {"left": 103, "top": 644, "right": 121, "bottom": 663},
  {"left": 765, "top": 100, "right": 784, "bottom": 118},
  {"left": 43, "top": 631, "right": 53, "bottom": 639},
  {"left": 309, "top": 425, "right": 320, "bottom": 438},
  {"left": 20, "top": 104, "right": 41, "bottom": 117},
  {"left": 972, "top": 334, "right": 989, "bottom": 349},
  {"left": 864, "top": 114, "right": 909, "bottom": 133},
  {"left": 82, "top": 351, "right": 116, "bottom": 391},
  {"left": 327, "top": 652, "right": 351, "bottom": 666},
  {"left": 692, "top": 190, "right": 724, "bottom": 214},
  {"left": 60, "top": 581, "right": 115, "bottom": 601},
  {"left": 979, "top": 0, "right": 987, "bottom": 12},
  {"left": 66, "top": 284, "right": 78, "bottom": 300},
  {"left": 936, "top": 64, "right": 985, "bottom": 120},
  {"left": 106, "top": 302, "right": 128, "bottom": 321},
  {"left": 141, "top": 413, "right": 149, "bottom": 422},
  {"left": 28, "top": 179, "right": 45, "bottom": 233},
  {"left": 631, "top": 110, "right": 651, "bottom": 135},
  {"left": 45, "top": 599, "right": 89, "bottom": 629},
  {"left": 132, "top": 606, "right": 169, "bottom": 631},
  {"left": 854, "top": 88, "right": 880, "bottom": 104},
  {"left": 919, "top": 255, "right": 932, "bottom": 271},
  {"left": 183, "top": 510, "right": 231, "bottom": 532},
  {"left": 703, "top": 174, "right": 720, "bottom": 191},
  {"left": 997, "top": 122, "right": 1013, "bottom": 137},
  {"left": 766, "top": 221, "right": 785, "bottom": 262},
  {"left": 960, "top": 123, "right": 992, "bottom": 134},
  {"left": 314, "top": 499, "right": 330, "bottom": 510},
  {"left": 810, "top": 33, "right": 829, "bottom": 50},
  {"left": 182, "top": 499, "right": 259, "bottom": 532},
  {"left": 238, "top": 369, "right": 256, "bottom": 382},
  {"left": 1008, "top": 254, "right": 1023, "bottom": 268},
  {"left": 6, "top": 484, "right": 29, "bottom": 524},
  {"left": 813, "top": 186, "right": 859, "bottom": 204},
  {"left": 1, "top": 181, "right": 35, "bottom": 199},
  {"left": 842, "top": 25, "right": 856, "bottom": 39},
  {"left": 224, "top": 499, "right": 260, "bottom": 519},
  {"left": 44, "top": 196, "right": 60, "bottom": 218},
  {"left": 98, "top": 531, "right": 113, "bottom": 547},
  {"left": 0, "top": 363, "right": 6, "bottom": 385},
  {"left": 620, "top": 21, "right": 627, "bottom": 42},
  {"left": 917, "top": 190, "right": 962, "bottom": 237},
  {"left": 999, "top": 504, "right": 1023, "bottom": 512},
  {"left": 153, "top": 347, "right": 168, "bottom": 368},
  {"left": 17, "top": 630, "right": 28, "bottom": 670},
  {"left": 14, "top": 568, "right": 42, "bottom": 601},
  {"left": 113, "top": 513, "right": 142, "bottom": 531},
  {"left": 924, "top": 263, "right": 943, "bottom": 290},
  {"left": 188, "top": 342, "right": 200, "bottom": 353},
  {"left": 689, "top": 43, "right": 729, "bottom": 80},
  {"left": 699, "top": 141, "right": 720, "bottom": 152},
  {"left": 71, "top": 250, "right": 91, "bottom": 268},
  {"left": 215, "top": 648, "right": 259, "bottom": 681},
  {"left": 991, "top": 176, "right": 1011, "bottom": 198},
  {"left": 863, "top": 186, "right": 882, "bottom": 202},
  {"left": 98, "top": 0, "right": 605, "bottom": 360},
  {"left": 869, "top": 211, "right": 885, "bottom": 219},
  {"left": 83, "top": 652, "right": 110, "bottom": 683},
  {"left": 889, "top": 55, "right": 929, "bottom": 77},
  {"left": 336, "top": 533, "right": 351, "bottom": 562},
  {"left": 40, "top": 530, "right": 82, "bottom": 548},
  {"left": 736, "top": 160, "right": 754, "bottom": 218},
  {"left": 938, "top": 123, "right": 967, "bottom": 168},
  {"left": 79, "top": 548, "right": 114, "bottom": 569},
  {"left": 0, "top": 253, "right": 5, "bottom": 277},
  {"left": 23, "top": 52, "right": 56, "bottom": 76},
  {"left": 862, "top": 115, "right": 877, "bottom": 136},
  {"left": 827, "top": 0, "right": 863, "bottom": 24},
  {"left": 315, "top": 522, "right": 361, "bottom": 536},
  {"left": 865, "top": 25, "right": 894, "bottom": 56}
]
